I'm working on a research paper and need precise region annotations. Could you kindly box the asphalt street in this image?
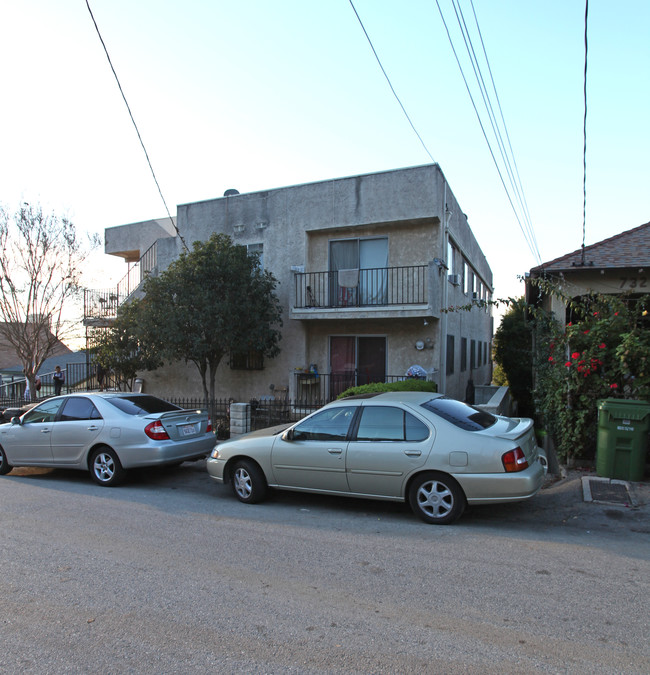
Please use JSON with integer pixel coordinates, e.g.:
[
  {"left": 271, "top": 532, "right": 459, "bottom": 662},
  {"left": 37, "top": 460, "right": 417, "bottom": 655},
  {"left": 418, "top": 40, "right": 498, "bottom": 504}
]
[{"left": 1, "top": 462, "right": 648, "bottom": 674}]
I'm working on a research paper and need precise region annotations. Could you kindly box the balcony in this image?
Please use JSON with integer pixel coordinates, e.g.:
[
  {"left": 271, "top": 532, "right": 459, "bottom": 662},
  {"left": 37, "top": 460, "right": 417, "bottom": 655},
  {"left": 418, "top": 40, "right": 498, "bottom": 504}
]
[
  {"left": 83, "top": 242, "right": 157, "bottom": 326},
  {"left": 290, "top": 263, "right": 439, "bottom": 321}
]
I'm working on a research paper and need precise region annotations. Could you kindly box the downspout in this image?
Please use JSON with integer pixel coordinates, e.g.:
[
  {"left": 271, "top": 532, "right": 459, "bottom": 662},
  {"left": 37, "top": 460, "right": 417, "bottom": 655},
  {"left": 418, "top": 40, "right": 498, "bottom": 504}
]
[{"left": 439, "top": 182, "right": 451, "bottom": 394}]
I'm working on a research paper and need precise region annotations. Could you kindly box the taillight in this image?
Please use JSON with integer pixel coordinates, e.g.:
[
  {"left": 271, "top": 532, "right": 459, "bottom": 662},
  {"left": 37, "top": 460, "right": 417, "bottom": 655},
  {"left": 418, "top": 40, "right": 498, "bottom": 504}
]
[
  {"left": 502, "top": 447, "right": 529, "bottom": 472},
  {"left": 145, "top": 421, "right": 170, "bottom": 440},
  {"left": 206, "top": 416, "right": 212, "bottom": 433}
]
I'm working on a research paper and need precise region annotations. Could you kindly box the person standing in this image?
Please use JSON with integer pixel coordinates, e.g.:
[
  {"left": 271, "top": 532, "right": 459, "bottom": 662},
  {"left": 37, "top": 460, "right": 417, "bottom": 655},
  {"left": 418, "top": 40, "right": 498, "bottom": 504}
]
[
  {"left": 96, "top": 362, "right": 106, "bottom": 391},
  {"left": 53, "top": 366, "right": 65, "bottom": 396}
]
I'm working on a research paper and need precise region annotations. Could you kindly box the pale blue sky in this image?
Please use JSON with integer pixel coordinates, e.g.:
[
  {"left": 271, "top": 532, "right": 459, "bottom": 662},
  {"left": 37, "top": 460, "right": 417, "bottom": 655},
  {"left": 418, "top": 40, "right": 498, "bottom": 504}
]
[{"left": 1, "top": 0, "right": 648, "bottom": 309}]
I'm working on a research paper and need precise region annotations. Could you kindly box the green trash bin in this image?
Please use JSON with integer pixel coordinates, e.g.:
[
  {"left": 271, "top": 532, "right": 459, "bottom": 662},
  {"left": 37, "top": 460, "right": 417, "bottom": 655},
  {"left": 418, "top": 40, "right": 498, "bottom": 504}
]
[{"left": 596, "top": 399, "right": 650, "bottom": 481}]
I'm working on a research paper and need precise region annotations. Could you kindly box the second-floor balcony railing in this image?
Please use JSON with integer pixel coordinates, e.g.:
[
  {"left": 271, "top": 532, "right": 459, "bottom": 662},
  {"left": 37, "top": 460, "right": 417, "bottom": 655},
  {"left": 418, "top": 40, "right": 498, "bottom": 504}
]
[
  {"left": 84, "top": 242, "right": 158, "bottom": 322},
  {"left": 294, "top": 265, "right": 427, "bottom": 309}
]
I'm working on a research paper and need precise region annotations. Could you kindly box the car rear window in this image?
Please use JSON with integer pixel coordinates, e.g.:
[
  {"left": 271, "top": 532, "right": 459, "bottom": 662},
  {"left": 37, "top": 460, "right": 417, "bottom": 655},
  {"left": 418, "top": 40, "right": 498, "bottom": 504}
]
[
  {"left": 105, "top": 395, "right": 181, "bottom": 416},
  {"left": 420, "top": 397, "right": 497, "bottom": 431}
]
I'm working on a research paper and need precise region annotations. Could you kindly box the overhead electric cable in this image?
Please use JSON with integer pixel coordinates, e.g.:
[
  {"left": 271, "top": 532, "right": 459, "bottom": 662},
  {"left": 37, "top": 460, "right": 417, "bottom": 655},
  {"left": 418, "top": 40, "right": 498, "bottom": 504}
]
[
  {"left": 434, "top": 0, "right": 542, "bottom": 265},
  {"left": 455, "top": 0, "right": 541, "bottom": 264},
  {"left": 85, "top": 0, "right": 188, "bottom": 251},
  {"left": 468, "top": 0, "right": 538, "bottom": 258},
  {"left": 347, "top": 0, "right": 436, "bottom": 164}
]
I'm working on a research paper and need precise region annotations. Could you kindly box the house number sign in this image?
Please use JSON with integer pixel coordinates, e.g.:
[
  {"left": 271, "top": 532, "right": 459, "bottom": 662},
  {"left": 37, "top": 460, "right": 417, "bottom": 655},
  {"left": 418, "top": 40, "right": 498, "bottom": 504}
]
[{"left": 619, "top": 277, "right": 647, "bottom": 289}]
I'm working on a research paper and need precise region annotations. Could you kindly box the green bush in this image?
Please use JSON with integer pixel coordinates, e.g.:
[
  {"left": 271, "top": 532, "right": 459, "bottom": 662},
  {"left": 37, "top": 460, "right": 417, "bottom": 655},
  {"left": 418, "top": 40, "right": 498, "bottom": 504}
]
[{"left": 337, "top": 379, "right": 437, "bottom": 399}]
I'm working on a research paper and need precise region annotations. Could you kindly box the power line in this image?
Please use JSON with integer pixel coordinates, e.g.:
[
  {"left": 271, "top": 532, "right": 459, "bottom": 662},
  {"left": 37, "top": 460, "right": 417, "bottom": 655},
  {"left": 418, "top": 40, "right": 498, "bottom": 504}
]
[
  {"left": 434, "top": 0, "right": 542, "bottom": 265},
  {"left": 347, "top": 0, "right": 436, "bottom": 164},
  {"left": 84, "top": 0, "right": 188, "bottom": 251}
]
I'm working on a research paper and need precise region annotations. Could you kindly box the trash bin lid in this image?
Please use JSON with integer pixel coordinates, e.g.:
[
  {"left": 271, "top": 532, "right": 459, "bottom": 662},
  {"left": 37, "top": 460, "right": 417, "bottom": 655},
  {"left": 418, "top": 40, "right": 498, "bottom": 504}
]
[{"left": 598, "top": 398, "right": 650, "bottom": 421}]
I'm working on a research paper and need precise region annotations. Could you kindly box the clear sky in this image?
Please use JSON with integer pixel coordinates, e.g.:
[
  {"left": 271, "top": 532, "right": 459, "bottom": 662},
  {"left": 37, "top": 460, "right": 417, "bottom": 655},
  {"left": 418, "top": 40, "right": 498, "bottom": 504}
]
[{"left": 1, "top": 1, "right": 648, "bottom": 329}]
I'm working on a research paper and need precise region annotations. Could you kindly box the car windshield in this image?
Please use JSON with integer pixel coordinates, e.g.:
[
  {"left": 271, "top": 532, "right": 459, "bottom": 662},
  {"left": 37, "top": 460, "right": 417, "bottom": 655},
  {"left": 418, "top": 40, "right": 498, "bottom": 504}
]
[
  {"left": 104, "top": 395, "right": 181, "bottom": 416},
  {"left": 420, "top": 397, "right": 497, "bottom": 431}
]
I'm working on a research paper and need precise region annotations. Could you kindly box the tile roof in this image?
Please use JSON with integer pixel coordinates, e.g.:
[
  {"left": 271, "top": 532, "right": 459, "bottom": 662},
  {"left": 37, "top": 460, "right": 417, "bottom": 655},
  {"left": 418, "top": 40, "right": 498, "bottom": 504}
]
[{"left": 531, "top": 222, "right": 650, "bottom": 273}]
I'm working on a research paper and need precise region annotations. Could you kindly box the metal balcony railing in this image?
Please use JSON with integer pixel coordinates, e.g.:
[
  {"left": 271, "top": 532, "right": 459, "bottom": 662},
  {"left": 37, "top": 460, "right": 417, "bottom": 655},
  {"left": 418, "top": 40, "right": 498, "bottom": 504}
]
[
  {"left": 84, "top": 242, "right": 158, "bottom": 322},
  {"left": 294, "top": 265, "right": 427, "bottom": 309}
]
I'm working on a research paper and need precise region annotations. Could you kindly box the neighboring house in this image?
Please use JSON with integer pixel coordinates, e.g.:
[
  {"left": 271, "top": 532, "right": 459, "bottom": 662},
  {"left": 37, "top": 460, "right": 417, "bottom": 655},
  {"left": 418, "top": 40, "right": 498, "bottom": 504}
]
[
  {"left": 528, "top": 221, "right": 650, "bottom": 324},
  {"left": 98, "top": 164, "right": 493, "bottom": 402}
]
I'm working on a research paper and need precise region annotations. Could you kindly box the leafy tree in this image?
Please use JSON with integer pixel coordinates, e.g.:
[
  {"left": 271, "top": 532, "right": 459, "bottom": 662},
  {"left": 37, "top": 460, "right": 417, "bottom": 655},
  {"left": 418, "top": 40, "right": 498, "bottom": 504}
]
[
  {"left": 89, "top": 299, "right": 163, "bottom": 391},
  {"left": 137, "top": 233, "right": 282, "bottom": 400},
  {"left": 493, "top": 297, "right": 534, "bottom": 416},
  {"left": 0, "top": 202, "right": 98, "bottom": 396}
]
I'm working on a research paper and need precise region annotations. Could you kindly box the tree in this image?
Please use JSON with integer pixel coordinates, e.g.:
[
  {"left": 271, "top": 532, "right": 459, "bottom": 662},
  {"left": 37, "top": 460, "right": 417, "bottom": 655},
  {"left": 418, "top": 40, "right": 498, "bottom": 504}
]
[
  {"left": 89, "top": 299, "right": 163, "bottom": 391},
  {"left": 0, "top": 203, "right": 99, "bottom": 396},
  {"left": 493, "top": 297, "right": 534, "bottom": 416},
  {"left": 136, "top": 233, "right": 283, "bottom": 400}
]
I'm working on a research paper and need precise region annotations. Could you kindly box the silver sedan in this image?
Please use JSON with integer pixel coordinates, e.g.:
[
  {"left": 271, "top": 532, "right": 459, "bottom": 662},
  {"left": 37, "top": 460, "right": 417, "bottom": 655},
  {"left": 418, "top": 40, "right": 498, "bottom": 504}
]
[
  {"left": 207, "top": 392, "right": 547, "bottom": 524},
  {"left": 0, "top": 393, "right": 214, "bottom": 486}
]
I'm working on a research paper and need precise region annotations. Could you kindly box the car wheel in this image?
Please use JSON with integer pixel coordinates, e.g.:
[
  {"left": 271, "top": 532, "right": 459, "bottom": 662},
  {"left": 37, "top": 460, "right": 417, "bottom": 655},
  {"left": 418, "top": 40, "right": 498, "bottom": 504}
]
[
  {"left": 408, "top": 472, "right": 465, "bottom": 525},
  {"left": 90, "top": 447, "right": 125, "bottom": 487},
  {"left": 230, "top": 460, "right": 267, "bottom": 504},
  {"left": 0, "top": 446, "right": 12, "bottom": 475}
]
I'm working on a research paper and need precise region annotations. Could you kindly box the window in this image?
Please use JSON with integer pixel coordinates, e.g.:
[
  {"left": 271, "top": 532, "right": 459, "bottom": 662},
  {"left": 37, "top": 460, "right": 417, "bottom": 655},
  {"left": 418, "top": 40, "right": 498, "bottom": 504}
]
[
  {"left": 60, "top": 398, "right": 101, "bottom": 422},
  {"left": 447, "top": 240, "right": 456, "bottom": 274},
  {"left": 446, "top": 334, "right": 455, "bottom": 375},
  {"left": 247, "top": 243, "right": 263, "bottom": 270},
  {"left": 22, "top": 398, "right": 65, "bottom": 424},
  {"left": 461, "top": 337, "right": 468, "bottom": 372},
  {"left": 421, "top": 397, "right": 497, "bottom": 431},
  {"left": 356, "top": 406, "right": 429, "bottom": 442},
  {"left": 292, "top": 406, "right": 356, "bottom": 441},
  {"left": 470, "top": 340, "right": 476, "bottom": 370},
  {"left": 329, "top": 237, "right": 388, "bottom": 306},
  {"left": 462, "top": 260, "right": 469, "bottom": 295},
  {"left": 230, "top": 350, "right": 264, "bottom": 370},
  {"left": 106, "top": 395, "right": 181, "bottom": 415}
]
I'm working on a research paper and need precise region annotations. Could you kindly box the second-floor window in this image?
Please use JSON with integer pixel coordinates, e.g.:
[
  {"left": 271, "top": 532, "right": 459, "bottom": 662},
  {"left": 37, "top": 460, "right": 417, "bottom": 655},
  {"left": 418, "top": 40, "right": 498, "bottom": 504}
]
[{"left": 329, "top": 237, "right": 388, "bottom": 306}]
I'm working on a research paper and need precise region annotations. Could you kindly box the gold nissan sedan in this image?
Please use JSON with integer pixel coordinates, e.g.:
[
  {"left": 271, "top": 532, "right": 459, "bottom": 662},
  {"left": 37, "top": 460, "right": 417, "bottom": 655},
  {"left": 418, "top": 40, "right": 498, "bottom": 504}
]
[{"left": 206, "top": 392, "right": 547, "bottom": 524}]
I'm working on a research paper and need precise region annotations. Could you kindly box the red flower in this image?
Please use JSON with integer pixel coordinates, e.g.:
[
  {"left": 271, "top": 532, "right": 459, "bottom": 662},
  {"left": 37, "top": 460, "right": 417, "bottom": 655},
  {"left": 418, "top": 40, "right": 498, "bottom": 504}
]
[
  {"left": 567, "top": 322, "right": 573, "bottom": 327},
  {"left": 599, "top": 343, "right": 606, "bottom": 349},
  {"left": 571, "top": 352, "right": 581, "bottom": 360},
  {"left": 583, "top": 329, "right": 590, "bottom": 335},
  {"left": 548, "top": 357, "right": 554, "bottom": 362},
  {"left": 610, "top": 383, "right": 618, "bottom": 389},
  {"left": 593, "top": 311, "right": 599, "bottom": 316},
  {"left": 614, "top": 312, "right": 619, "bottom": 316},
  {"left": 565, "top": 361, "right": 572, "bottom": 367}
]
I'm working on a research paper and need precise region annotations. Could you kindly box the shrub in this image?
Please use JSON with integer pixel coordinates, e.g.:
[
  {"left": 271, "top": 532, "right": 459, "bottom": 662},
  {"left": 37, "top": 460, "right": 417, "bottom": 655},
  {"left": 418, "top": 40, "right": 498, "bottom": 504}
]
[{"left": 337, "top": 379, "right": 437, "bottom": 399}]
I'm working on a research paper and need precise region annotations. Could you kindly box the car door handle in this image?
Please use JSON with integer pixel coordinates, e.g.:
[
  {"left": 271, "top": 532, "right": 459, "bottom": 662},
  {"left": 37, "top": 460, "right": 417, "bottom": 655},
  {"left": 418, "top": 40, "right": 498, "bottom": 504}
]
[
  {"left": 41, "top": 428, "right": 51, "bottom": 434},
  {"left": 87, "top": 426, "right": 100, "bottom": 431},
  {"left": 404, "top": 450, "right": 422, "bottom": 457},
  {"left": 327, "top": 448, "right": 343, "bottom": 454}
]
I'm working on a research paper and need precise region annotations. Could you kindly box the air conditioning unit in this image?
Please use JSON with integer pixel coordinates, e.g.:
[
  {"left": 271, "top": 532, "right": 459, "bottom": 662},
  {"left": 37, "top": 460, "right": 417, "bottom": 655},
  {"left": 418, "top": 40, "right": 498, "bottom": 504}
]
[{"left": 448, "top": 273, "right": 461, "bottom": 286}]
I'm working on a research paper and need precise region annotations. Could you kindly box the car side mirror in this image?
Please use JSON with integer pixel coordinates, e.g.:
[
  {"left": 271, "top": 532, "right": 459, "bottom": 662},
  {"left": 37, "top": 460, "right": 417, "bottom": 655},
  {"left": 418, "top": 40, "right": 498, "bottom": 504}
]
[
  {"left": 10, "top": 416, "right": 21, "bottom": 425},
  {"left": 283, "top": 428, "right": 294, "bottom": 441}
]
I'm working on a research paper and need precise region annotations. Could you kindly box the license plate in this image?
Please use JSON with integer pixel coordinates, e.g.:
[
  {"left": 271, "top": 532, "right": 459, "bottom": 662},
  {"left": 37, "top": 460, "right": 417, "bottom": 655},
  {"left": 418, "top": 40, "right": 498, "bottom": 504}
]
[{"left": 180, "top": 423, "right": 196, "bottom": 436}]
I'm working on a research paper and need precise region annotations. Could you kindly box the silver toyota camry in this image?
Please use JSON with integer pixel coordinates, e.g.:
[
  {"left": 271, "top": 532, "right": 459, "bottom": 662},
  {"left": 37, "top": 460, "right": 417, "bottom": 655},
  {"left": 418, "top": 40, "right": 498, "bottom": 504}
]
[
  {"left": 206, "top": 392, "right": 548, "bottom": 525},
  {"left": 0, "top": 393, "right": 214, "bottom": 486}
]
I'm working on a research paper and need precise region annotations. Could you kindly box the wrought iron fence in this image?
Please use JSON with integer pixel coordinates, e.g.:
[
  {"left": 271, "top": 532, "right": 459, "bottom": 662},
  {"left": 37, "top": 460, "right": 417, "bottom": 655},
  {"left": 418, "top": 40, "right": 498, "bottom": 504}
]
[{"left": 294, "top": 265, "right": 427, "bottom": 309}]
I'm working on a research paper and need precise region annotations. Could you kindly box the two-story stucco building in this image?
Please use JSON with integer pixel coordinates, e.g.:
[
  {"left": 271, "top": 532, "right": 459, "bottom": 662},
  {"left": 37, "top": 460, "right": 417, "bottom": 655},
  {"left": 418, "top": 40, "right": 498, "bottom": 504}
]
[{"left": 100, "top": 164, "right": 493, "bottom": 402}]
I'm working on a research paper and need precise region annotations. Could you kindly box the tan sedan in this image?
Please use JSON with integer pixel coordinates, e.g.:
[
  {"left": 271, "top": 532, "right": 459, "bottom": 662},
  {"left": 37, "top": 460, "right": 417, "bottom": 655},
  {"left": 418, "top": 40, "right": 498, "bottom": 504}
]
[{"left": 207, "top": 392, "right": 547, "bottom": 524}]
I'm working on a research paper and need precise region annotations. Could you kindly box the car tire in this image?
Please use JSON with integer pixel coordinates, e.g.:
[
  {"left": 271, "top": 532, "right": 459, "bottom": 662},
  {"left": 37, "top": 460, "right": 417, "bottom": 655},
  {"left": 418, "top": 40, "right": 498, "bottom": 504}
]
[
  {"left": 230, "top": 460, "right": 268, "bottom": 504},
  {"left": 0, "top": 445, "right": 12, "bottom": 475},
  {"left": 89, "top": 447, "right": 125, "bottom": 487},
  {"left": 408, "top": 472, "right": 465, "bottom": 525}
]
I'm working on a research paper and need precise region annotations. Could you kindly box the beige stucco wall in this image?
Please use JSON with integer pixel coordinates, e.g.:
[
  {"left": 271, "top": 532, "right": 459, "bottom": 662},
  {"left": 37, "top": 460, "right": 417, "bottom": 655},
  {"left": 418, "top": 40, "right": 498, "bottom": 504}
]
[{"left": 104, "top": 165, "right": 493, "bottom": 402}]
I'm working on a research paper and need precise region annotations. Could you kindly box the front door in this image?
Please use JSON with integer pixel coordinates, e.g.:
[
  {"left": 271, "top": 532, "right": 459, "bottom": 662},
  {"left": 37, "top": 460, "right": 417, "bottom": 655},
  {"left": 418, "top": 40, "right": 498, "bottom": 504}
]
[{"left": 329, "top": 336, "right": 386, "bottom": 397}]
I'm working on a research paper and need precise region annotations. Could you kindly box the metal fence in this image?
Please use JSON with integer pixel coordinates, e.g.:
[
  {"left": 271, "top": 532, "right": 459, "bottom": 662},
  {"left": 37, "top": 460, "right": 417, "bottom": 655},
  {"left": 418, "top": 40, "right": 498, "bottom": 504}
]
[{"left": 294, "top": 265, "right": 427, "bottom": 309}]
